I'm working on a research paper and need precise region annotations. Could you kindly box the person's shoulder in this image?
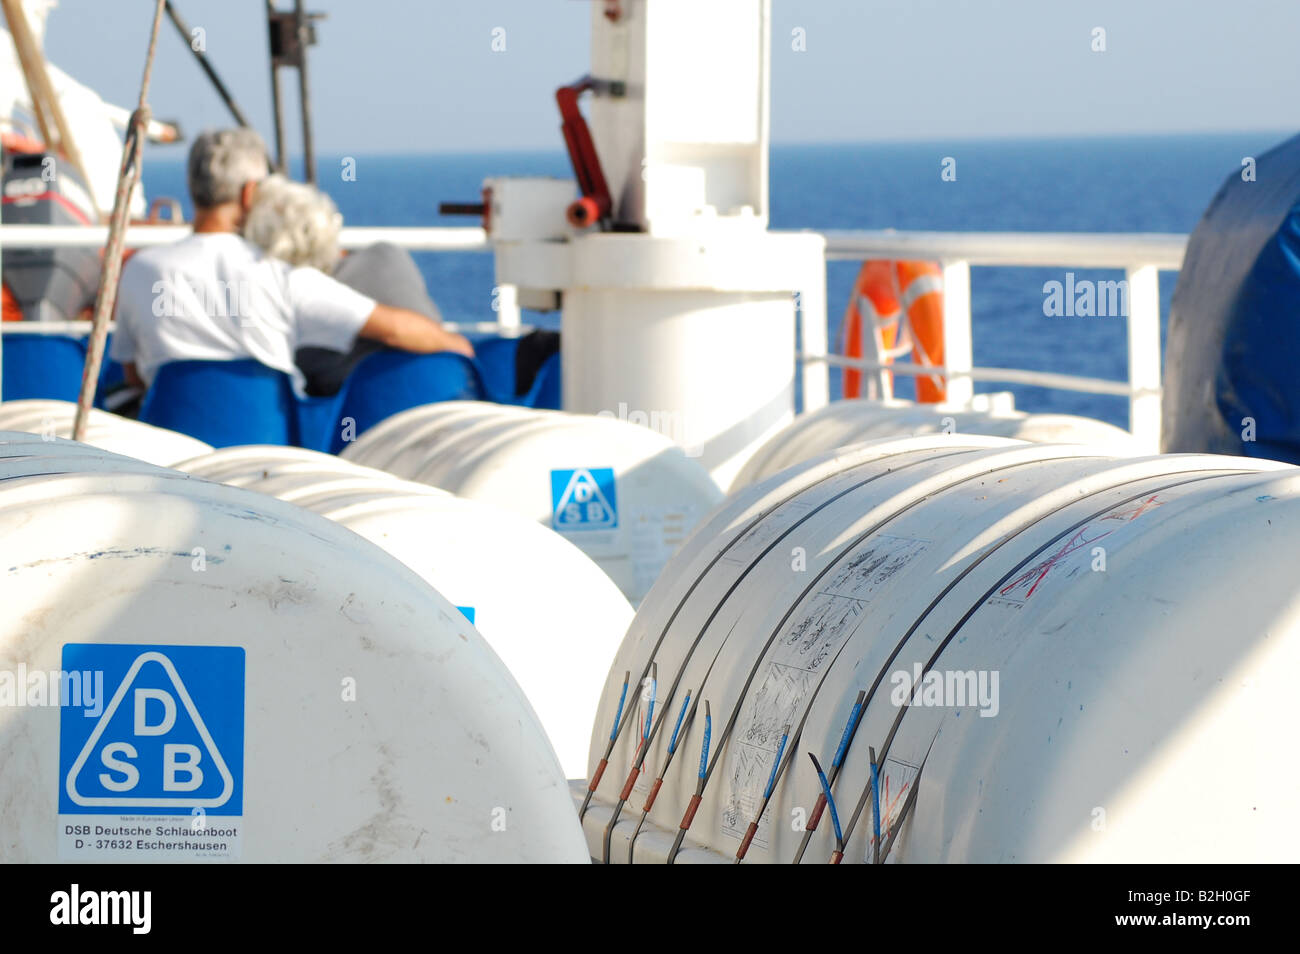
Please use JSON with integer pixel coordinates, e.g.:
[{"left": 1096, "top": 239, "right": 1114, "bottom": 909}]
[
  {"left": 286, "top": 262, "right": 350, "bottom": 291},
  {"left": 138, "top": 232, "right": 267, "bottom": 264},
  {"left": 122, "top": 233, "right": 221, "bottom": 274},
  {"left": 191, "top": 232, "right": 268, "bottom": 263},
  {"left": 215, "top": 234, "right": 295, "bottom": 279},
  {"left": 120, "top": 241, "right": 173, "bottom": 276}
]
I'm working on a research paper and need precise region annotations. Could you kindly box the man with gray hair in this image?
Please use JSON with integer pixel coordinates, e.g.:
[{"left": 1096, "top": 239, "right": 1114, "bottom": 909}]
[{"left": 111, "top": 128, "right": 471, "bottom": 396}]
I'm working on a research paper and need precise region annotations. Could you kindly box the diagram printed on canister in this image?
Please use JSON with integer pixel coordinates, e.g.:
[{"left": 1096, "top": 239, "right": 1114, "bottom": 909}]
[
  {"left": 551, "top": 467, "right": 619, "bottom": 531},
  {"left": 988, "top": 492, "right": 1166, "bottom": 607},
  {"left": 58, "top": 644, "right": 245, "bottom": 861},
  {"left": 720, "top": 596, "right": 863, "bottom": 850},
  {"left": 720, "top": 534, "right": 930, "bottom": 851}
]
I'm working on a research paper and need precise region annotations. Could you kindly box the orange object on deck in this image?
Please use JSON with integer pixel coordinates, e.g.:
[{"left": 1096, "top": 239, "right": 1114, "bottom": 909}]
[
  {"left": 0, "top": 131, "right": 45, "bottom": 155},
  {"left": 840, "top": 260, "right": 947, "bottom": 402},
  {"left": 2, "top": 282, "right": 22, "bottom": 321}
]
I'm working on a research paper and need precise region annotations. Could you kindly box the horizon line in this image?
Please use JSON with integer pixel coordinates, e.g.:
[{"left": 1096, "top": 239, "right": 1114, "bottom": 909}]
[{"left": 140, "top": 127, "right": 1296, "bottom": 163}]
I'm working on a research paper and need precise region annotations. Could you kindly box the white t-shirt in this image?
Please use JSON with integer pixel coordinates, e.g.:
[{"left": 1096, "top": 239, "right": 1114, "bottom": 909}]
[{"left": 111, "top": 232, "right": 376, "bottom": 394}]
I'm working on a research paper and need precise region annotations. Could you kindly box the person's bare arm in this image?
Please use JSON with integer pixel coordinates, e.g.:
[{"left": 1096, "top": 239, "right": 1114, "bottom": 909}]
[{"left": 357, "top": 303, "right": 474, "bottom": 357}]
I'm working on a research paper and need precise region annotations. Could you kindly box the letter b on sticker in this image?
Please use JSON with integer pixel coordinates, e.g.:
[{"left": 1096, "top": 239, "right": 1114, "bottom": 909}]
[{"left": 164, "top": 744, "right": 204, "bottom": 792}]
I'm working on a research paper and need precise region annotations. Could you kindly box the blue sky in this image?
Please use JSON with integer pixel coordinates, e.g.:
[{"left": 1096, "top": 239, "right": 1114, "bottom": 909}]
[{"left": 40, "top": 0, "right": 1300, "bottom": 155}]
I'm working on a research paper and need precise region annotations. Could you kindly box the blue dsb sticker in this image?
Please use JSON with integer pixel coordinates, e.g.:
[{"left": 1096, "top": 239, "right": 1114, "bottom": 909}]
[
  {"left": 59, "top": 644, "right": 245, "bottom": 816},
  {"left": 551, "top": 467, "right": 618, "bottom": 531}
]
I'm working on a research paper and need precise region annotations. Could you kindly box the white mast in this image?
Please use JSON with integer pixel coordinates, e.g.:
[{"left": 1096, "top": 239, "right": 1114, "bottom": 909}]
[{"left": 490, "top": 0, "right": 827, "bottom": 488}]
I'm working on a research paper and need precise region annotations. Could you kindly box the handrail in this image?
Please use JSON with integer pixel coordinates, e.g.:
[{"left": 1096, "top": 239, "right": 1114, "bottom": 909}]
[
  {"left": 0, "top": 319, "right": 526, "bottom": 337},
  {"left": 0, "top": 222, "right": 1185, "bottom": 451},
  {"left": 0, "top": 224, "right": 490, "bottom": 251},
  {"left": 0, "top": 320, "right": 111, "bottom": 334},
  {"left": 0, "top": 225, "right": 1183, "bottom": 263},
  {"left": 797, "top": 229, "right": 1182, "bottom": 451},
  {"left": 818, "top": 229, "right": 1187, "bottom": 269},
  {"left": 806, "top": 352, "right": 1147, "bottom": 398}
]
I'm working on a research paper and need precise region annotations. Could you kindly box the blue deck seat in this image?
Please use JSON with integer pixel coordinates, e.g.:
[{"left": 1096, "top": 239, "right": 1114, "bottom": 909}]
[
  {"left": 331, "top": 350, "right": 485, "bottom": 453},
  {"left": 470, "top": 335, "right": 523, "bottom": 403},
  {"left": 139, "top": 359, "right": 296, "bottom": 448},
  {"left": 1, "top": 334, "right": 87, "bottom": 402},
  {"left": 294, "top": 389, "right": 348, "bottom": 454},
  {"left": 521, "top": 352, "right": 561, "bottom": 410}
]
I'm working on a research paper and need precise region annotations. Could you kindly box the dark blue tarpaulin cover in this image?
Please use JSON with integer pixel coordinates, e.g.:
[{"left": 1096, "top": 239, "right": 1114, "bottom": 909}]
[{"left": 1163, "top": 131, "right": 1300, "bottom": 461}]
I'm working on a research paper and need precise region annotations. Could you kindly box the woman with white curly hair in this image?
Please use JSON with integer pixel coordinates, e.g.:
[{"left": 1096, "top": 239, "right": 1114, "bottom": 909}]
[
  {"left": 243, "top": 172, "right": 458, "bottom": 395},
  {"left": 242, "top": 173, "right": 345, "bottom": 274}
]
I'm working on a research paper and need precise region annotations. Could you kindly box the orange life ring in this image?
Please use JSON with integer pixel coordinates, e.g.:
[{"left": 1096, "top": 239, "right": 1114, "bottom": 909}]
[{"left": 840, "top": 260, "right": 947, "bottom": 403}]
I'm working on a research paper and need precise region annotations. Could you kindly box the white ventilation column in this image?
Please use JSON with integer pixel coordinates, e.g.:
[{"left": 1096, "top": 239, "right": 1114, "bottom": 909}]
[{"left": 491, "top": 0, "right": 828, "bottom": 488}]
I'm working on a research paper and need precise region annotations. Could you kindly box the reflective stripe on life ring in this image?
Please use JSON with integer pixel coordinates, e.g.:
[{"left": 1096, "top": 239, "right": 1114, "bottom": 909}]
[{"left": 840, "top": 260, "right": 947, "bottom": 403}]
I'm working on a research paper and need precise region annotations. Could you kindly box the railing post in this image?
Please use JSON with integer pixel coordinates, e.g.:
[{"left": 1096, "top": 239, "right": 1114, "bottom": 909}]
[
  {"left": 494, "top": 283, "right": 520, "bottom": 329},
  {"left": 798, "top": 255, "right": 830, "bottom": 414},
  {"left": 1125, "top": 264, "right": 1162, "bottom": 451},
  {"left": 941, "top": 259, "right": 973, "bottom": 405}
]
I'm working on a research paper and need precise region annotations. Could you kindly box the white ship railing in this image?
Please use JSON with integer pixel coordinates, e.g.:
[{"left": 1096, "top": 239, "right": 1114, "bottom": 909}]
[
  {"left": 808, "top": 229, "right": 1188, "bottom": 450},
  {"left": 0, "top": 224, "right": 1187, "bottom": 447}
]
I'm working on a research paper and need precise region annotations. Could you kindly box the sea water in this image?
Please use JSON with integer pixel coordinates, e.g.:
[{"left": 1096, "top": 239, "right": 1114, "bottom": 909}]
[{"left": 141, "top": 131, "right": 1285, "bottom": 427}]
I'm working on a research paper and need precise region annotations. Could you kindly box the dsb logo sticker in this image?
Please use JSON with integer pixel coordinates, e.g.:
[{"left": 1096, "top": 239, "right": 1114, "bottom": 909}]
[
  {"left": 58, "top": 644, "right": 245, "bottom": 816},
  {"left": 551, "top": 467, "right": 618, "bottom": 531}
]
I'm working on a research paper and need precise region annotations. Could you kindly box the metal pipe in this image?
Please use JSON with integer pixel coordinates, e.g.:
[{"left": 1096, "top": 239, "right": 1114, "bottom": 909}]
[
  {"left": 818, "top": 229, "right": 1187, "bottom": 269},
  {"left": 0, "top": 321, "right": 114, "bottom": 335},
  {"left": 163, "top": 1, "right": 254, "bottom": 128},
  {"left": 806, "top": 353, "right": 1142, "bottom": 398},
  {"left": 266, "top": 0, "right": 287, "bottom": 173},
  {"left": 294, "top": 0, "right": 315, "bottom": 184},
  {"left": 0, "top": 225, "right": 1186, "bottom": 266},
  {"left": 0, "top": 225, "right": 489, "bottom": 250}
]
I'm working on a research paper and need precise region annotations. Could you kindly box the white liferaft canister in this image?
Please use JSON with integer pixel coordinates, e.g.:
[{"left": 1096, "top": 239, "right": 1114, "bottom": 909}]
[
  {"left": 177, "top": 444, "right": 632, "bottom": 779},
  {"left": 311, "top": 492, "right": 633, "bottom": 778},
  {"left": 581, "top": 434, "right": 1298, "bottom": 863},
  {"left": 342, "top": 403, "right": 724, "bottom": 603},
  {"left": 0, "top": 443, "right": 586, "bottom": 863},
  {"left": 0, "top": 399, "right": 212, "bottom": 466},
  {"left": 731, "top": 398, "right": 1140, "bottom": 490}
]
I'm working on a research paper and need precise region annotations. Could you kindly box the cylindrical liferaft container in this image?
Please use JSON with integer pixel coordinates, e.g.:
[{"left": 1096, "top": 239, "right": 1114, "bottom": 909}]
[
  {"left": 310, "top": 492, "right": 632, "bottom": 778},
  {"left": 0, "top": 440, "right": 586, "bottom": 863},
  {"left": 731, "top": 398, "right": 1139, "bottom": 490},
  {"left": 341, "top": 402, "right": 724, "bottom": 603},
  {"left": 174, "top": 445, "right": 445, "bottom": 497},
  {"left": 0, "top": 399, "right": 212, "bottom": 466},
  {"left": 176, "top": 444, "right": 634, "bottom": 779},
  {"left": 579, "top": 434, "right": 1298, "bottom": 863}
]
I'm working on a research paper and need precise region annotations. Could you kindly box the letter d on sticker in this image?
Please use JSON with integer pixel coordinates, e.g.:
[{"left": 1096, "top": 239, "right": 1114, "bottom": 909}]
[{"left": 134, "top": 688, "right": 176, "bottom": 736}]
